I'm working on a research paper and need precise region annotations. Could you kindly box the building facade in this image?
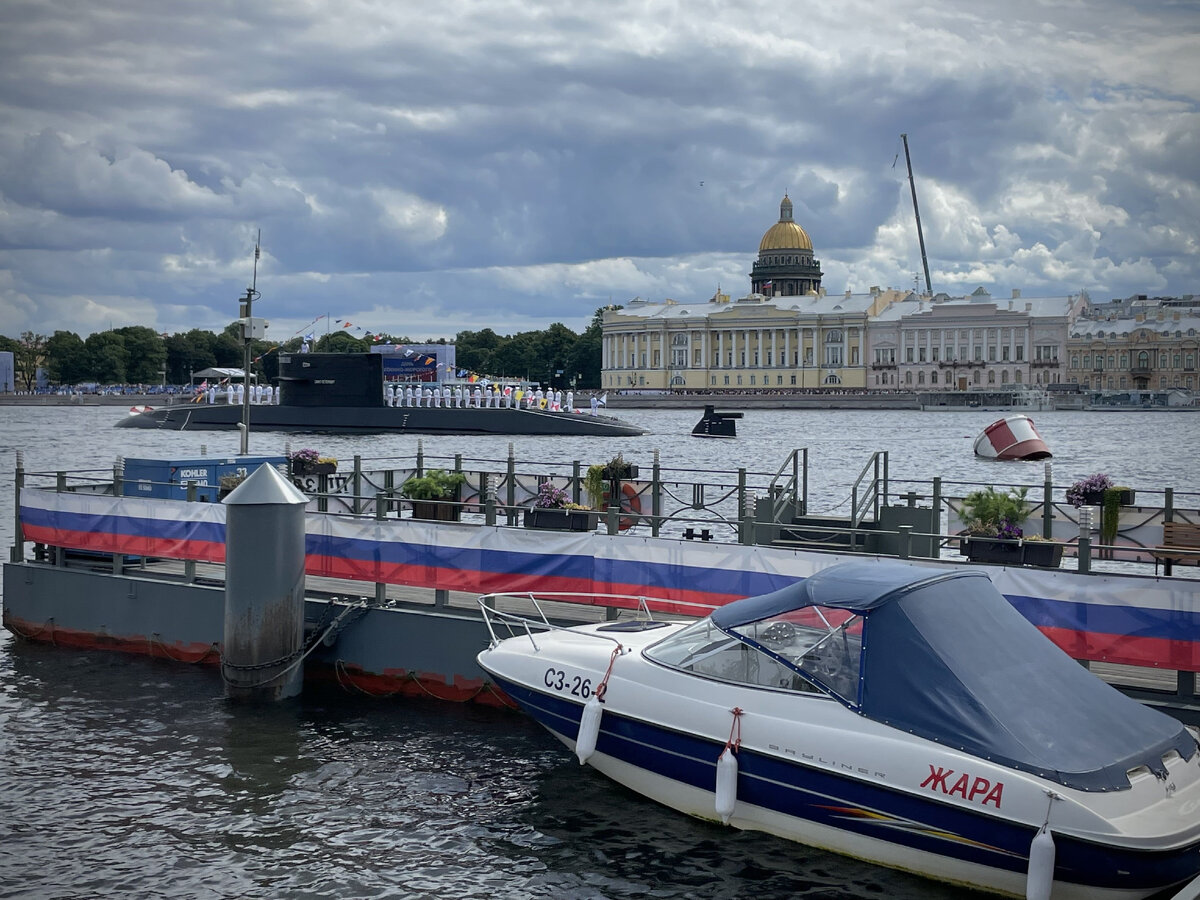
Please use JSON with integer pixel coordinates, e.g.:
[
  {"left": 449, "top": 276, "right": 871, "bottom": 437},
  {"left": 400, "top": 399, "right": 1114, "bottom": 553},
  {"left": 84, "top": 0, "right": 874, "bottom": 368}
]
[
  {"left": 868, "top": 289, "right": 1085, "bottom": 391},
  {"left": 1065, "top": 303, "right": 1200, "bottom": 392}
]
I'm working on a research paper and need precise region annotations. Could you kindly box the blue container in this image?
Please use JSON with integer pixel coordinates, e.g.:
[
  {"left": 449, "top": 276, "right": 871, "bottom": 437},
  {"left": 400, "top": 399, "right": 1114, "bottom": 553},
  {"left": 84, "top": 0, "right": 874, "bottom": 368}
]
[{"left": 122, "top": 456, "right": 287, "bottom": 502}]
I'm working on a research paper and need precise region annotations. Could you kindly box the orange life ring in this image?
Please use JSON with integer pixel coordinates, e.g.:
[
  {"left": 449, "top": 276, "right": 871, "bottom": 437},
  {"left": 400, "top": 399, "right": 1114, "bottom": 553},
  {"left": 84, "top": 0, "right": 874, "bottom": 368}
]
[{"left": 601, "top": 482, "right": 643, "bottom": 530}]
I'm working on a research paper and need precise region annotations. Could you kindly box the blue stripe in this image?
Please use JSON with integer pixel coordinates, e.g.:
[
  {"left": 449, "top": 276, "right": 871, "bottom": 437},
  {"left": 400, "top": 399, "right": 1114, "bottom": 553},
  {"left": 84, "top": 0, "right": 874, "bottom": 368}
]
[
  {"left": 493, "top": 676, "right": 1200, "bottom": 892},
  {"left": 20, "top": 505, "right": 226, "bottom": 544},
  {"left": 1007, "top": 593, "right": 1200, "bottom": 642}
]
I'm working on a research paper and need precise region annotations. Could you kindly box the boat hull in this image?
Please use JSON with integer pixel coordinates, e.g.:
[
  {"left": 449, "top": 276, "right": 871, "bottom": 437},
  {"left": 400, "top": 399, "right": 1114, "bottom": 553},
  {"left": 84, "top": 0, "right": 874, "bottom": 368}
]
[
  {"left": 114, "top": 403, "right": 646, "bottom": 436},
  {"left": 477, "top": 626, "right": 1200, "bottom": 900}
]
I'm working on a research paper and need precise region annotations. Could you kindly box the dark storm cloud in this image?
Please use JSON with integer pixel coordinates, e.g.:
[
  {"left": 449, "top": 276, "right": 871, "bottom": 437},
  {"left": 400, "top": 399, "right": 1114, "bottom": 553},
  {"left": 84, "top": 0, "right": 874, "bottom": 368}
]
[{"left": 0, "top": 0, "right": 1196, "bottom": 341}]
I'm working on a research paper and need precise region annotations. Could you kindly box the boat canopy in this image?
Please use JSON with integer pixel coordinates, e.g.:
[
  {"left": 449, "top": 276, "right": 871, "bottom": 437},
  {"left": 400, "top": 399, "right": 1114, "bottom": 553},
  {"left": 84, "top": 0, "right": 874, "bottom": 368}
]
[{"left": 711, "top": 561, "right": 1196, "bottom": 792}]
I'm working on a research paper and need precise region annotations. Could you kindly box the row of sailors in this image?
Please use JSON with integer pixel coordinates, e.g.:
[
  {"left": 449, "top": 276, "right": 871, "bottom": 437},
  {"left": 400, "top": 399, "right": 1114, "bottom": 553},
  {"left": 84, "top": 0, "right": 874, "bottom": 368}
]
[
  {"left": 203, "top": 384, "right": 280, "bottom": 405},
  {"left": 386, "top": 384, "right": 576, "bottom": 412},
  {"left": 202, "top": 382, "right": 589, "bottom": 413}
]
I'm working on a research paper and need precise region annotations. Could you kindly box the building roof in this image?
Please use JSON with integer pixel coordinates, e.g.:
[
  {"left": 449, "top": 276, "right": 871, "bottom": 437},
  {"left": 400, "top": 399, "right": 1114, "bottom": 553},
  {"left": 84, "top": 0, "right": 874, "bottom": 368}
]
[
  {"left": 758, "top": 194, "right": 812, "bottom": 252},
  {"left": 1071, "top": 313, "right": 1200, "bottom": 339}
]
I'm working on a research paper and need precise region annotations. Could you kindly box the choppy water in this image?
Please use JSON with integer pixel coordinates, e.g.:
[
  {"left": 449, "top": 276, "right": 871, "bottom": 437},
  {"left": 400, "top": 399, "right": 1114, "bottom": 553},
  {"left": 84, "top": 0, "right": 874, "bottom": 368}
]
[{"left": 1, "top": 405, "right": 1198, "bottom": 899}]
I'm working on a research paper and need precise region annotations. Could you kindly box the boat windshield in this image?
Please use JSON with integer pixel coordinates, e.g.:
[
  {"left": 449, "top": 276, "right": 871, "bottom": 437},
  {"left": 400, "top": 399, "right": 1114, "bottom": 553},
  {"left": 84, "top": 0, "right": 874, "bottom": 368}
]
[{"left": 644, "top": 609, "right": 862, "bottom": 700}]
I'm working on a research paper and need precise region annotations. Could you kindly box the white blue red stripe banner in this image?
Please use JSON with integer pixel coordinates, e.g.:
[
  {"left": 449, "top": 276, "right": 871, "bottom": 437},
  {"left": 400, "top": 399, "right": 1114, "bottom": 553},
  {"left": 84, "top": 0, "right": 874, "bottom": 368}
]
[{"left": 18, "top": 488, "right": 1200, "bottom": 671}]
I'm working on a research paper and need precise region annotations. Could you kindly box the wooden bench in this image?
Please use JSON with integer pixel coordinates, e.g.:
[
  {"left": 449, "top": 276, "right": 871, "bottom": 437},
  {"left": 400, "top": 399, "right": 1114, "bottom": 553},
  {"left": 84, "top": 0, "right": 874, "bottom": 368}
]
[{"left": 1151, "top": 522, "right": 1200, "bottom": 574}]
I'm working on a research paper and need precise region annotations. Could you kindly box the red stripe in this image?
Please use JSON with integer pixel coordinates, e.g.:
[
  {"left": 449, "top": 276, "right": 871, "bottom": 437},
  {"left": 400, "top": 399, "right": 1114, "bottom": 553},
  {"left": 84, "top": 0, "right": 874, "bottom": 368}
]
[
  {"left": 1039, "top": 626, "right": 1200, "bottom": 671},
  {"left": 21, "top": 525, "right": 226, "bottom": 562}
]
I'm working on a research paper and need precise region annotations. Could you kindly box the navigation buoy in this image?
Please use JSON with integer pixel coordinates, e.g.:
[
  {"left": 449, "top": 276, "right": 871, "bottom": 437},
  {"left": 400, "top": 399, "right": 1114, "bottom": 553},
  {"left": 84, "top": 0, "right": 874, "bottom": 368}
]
[
  {"left": 715, "top": 748, "right": 738, "bottom": 824},
  {"left": 973, "top": 415, "right": 1052, "bottom": 461},
  {"left": 575, "top": 695, "right": 602, "bottom": 765},
  {"left": 1025, "top": 824, "right": 1055, "bottom": 900}
]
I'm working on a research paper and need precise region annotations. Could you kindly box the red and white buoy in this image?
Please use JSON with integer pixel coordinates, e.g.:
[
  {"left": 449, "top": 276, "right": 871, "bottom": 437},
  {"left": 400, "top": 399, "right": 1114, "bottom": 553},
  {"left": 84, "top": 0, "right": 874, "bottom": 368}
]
[{"left": 973, "top": 415, "right": 1052, "bottom": 461}]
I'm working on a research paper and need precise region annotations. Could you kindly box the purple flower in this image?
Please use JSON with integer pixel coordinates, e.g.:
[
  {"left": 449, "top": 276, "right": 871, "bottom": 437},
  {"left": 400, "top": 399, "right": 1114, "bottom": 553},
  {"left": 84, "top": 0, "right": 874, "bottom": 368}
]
[
  {"left": 1066, "top": 473, "right": 1113, "bottom": 507},
  {"left": 534, "top": 481, "right": 570, "bottom": 509}
]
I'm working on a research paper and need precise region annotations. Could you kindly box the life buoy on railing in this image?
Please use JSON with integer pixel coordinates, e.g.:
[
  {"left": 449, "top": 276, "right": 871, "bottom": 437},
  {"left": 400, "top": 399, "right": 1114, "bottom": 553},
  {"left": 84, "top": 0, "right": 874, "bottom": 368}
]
[{"left": 602, "top": 483, "right": 643, "bottom": 530}]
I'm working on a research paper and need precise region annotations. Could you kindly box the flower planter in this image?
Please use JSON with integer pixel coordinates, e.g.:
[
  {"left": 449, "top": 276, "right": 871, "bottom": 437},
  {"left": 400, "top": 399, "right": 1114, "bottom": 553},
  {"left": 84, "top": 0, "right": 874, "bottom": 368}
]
[
  {"left": 601, "top": 464, "right": 638, "bottom": 481},
  {"left": 410, "top": 500, "right": 461, "bottom": 522},
  {"left": 1078, "top": 488, "right": 1134, "bottom": 506},
  {"left": 293, "top": 461, "right": 337, "bottom": 477},
  {"left": 523, "top": 508, "right": 598, "bottom": 532},
  {"left": 1022, "top": 541, "right": 1064, "bottom": 568},
  {"left": 963, "top": 537, "right": 1022, "bottom": 565}
]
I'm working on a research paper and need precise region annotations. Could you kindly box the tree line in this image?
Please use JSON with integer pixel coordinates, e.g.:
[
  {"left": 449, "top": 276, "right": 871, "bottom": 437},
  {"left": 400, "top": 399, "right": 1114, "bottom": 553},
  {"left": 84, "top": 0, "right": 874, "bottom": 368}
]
[{"left": 0, "top": 308, "right": 610, "bottom": 392}]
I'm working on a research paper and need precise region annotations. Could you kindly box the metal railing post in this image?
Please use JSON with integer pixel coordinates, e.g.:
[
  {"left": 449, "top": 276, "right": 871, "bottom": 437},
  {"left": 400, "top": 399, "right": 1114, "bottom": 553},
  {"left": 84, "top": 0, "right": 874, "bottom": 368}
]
[
  {"left": 375, "top": 492, "right": 387, "bottom": 605},
  {"left": 506, "top": 443, "right": 517, "bottom": 526},
  {"left": 485, "top": 475, "right": 497, "bottom": 527},
  {"left": 1077, "top": 506, "right": 1092, "bottom": 574},
  {"left": 898, "top": 524, "right": 913, "bottom": 559},
  {"left": 10, "top": 450, "right": 23, "bottom": 562},
  {"left": 416, "top": 438, "right": 425, "bottom": 476},
  {"left": 1042, "top": 461, "right": 1054, "bottom": 538},
  {"left": 112, "top": 456, "right": 124, "bottom": 575},
  {"left": 184, "top": 481, "right": 197, "bottom": 583},
  {"left": 353, "top": 454, "right": 362, "bottom": 516},
  {"left": 651, "top": 448, "right": 661, "bottom": 537}
]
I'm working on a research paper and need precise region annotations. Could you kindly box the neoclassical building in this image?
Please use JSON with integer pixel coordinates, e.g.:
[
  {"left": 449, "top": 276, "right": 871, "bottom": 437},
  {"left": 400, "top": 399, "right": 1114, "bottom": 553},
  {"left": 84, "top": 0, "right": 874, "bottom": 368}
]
[
  {"left": 600, "top": 197, "right": 900, "bottom": 391},
  {"left": 868, "top": 289, "right": 1086, "bottom": 391},
  {"left": 1065, "top": 303, "right": 1200, "bottom": 392}
]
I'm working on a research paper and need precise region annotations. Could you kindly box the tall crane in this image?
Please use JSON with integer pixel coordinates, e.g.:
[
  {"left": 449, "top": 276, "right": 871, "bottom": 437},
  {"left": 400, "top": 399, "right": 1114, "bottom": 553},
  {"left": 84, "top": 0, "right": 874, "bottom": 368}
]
[{"left": 901, "top": 133, "right": 932, "bottom": 297}]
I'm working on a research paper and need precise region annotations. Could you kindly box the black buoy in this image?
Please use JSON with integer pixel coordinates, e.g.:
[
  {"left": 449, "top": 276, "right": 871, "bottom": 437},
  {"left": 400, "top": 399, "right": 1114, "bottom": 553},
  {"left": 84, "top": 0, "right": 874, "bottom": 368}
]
[{"left": 691, "top": 405, "right": 743, "bottom": 438}]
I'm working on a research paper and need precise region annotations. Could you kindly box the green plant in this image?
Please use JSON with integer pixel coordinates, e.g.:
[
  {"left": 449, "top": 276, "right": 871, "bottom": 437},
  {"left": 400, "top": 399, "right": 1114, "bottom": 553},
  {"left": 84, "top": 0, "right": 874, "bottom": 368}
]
[
  {"left": 399, "top": 468, "right": 466, "bottom": 501},
  {"left": 584, "top": 464, "right": 606, "bottom": 509},
  {"left": 960, "top": 486, "right": 1029, "bottom": 538},
  {"left": 1102, "top": 489, "right": 1121, "bottom": 546}
]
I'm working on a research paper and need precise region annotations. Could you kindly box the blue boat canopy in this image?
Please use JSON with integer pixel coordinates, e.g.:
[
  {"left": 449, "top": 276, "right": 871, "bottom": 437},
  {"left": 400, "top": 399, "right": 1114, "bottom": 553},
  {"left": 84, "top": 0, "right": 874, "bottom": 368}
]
[{"left": 712, "top": 560, "right": 1197, "bottom": 792}]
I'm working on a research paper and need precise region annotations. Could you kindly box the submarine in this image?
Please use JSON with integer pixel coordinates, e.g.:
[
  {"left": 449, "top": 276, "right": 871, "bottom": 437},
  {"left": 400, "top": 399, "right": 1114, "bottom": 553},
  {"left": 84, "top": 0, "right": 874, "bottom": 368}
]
[{"left": 117, "top": 352, "right": 647, "bottom": 437}]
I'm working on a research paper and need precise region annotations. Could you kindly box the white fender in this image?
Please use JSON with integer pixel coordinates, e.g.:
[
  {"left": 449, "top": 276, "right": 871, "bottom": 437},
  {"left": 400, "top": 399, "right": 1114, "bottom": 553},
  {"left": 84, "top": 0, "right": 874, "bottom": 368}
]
[
  {"left": 715, "top": 748, "right": 738, "bottom": 824},
  {"left": 575, "top": 696, "right": 602, "bottom": 765},
  {"left": 1026, "top": 825, "right": 1055, "bottom": 900}
]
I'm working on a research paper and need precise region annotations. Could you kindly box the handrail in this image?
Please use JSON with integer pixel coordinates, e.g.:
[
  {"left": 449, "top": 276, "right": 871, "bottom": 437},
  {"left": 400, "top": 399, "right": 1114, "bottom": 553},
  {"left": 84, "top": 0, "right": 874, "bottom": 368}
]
[
  {"left": 766, "top": 448, "right": 808, "bottom": 524},
  {"left": 849, "top": 451, "right": 888, "bottom": 527}
]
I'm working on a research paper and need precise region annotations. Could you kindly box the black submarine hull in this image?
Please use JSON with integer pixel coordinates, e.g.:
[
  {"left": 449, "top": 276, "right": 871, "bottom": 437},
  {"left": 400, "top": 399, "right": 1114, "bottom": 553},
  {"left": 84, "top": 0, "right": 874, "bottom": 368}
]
[{"left": 116, "top": 403, "right": 646, "bottom": 436}]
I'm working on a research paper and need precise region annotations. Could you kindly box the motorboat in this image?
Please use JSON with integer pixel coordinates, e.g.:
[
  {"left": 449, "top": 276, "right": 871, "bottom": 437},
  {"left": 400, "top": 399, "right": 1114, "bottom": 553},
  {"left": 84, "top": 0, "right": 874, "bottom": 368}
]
[
  {"left": 974, "top": 415, "right": 1052, "bottom": 460},
  {"left": 477, "top": 561, "right": 1200, "bottom": 899}
]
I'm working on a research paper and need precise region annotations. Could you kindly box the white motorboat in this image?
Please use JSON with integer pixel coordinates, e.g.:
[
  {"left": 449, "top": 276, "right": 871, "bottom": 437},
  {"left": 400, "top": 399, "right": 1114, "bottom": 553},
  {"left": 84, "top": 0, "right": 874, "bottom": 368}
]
[{"left": 477, "top": 561, "right": 1200, "bottom": 899}]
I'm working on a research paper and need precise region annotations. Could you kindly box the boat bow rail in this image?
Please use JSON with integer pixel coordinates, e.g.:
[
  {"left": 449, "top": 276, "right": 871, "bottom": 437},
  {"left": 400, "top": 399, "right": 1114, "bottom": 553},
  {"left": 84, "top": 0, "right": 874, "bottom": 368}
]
[{"left": 477, "top": 590, "right": 705, "bottom": 650}]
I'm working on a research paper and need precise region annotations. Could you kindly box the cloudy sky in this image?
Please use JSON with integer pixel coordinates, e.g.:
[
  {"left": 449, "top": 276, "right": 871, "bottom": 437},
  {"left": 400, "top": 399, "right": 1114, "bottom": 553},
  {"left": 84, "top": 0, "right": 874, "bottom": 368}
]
[{"left": 0, "top": 0, "right": 1196, "bottom": 344}]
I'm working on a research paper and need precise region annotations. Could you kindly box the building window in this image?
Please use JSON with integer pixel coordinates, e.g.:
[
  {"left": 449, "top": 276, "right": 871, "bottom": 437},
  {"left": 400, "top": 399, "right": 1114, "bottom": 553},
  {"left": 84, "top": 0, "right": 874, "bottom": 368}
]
[
  {"left": 905, "top": 371, "right": 912, "bottom": 385},
  {"left": 931, "top": 370, "right": 938, "bottom": 384},
  {"left": 724, "top": 375, "right": 730, "bottom": 385},
  {"left": 906, "top": 347, "right": 914, "bottom": 363},
  {"left": 1015, "top": 346, "right": 1024, "bottom": 362},
  {"left": 1002, "top": 346, "right": 1010, "bottom": 361},
  {"left": 710, "top": 375, "right": 716, "bottom": 385},
  {"left": 1138, "top": 350, "right": 1150, "bottom": 368},
  {"left": 777, "top": 375, "right": 783, "bottom": 385},
  {"left": 919, "top": 348, "right": 926, "bottom": 363},
  {"left": 790, "top": 375, "right": 796, "bottom": 385},
  {"left": 918, "top": 371, "right": 925, "bottom": 385},
  {"left": 823, "top": 374, "right": 841, "bottom": 385},
  {"left": 737, "top": 375, "right": 743, "bottom": 385},
  {"left": 1071, "top": 354, "right": 1079, "bottom": 368},
  {"left": 988, "top": 371, "right": 995, "bottom": 384},
  {"left": 750, "top": 376, "right": 756, "bottom": 385}
]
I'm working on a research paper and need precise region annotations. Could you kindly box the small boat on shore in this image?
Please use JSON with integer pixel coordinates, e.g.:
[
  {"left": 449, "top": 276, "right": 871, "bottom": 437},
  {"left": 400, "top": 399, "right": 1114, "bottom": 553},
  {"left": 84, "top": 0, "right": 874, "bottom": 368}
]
[
  {"left": 477, "top": 561, "right": 1200, "bottom": 899},
  {"left": 974, "top": 415, "right": 1052, "bottom": 460}
]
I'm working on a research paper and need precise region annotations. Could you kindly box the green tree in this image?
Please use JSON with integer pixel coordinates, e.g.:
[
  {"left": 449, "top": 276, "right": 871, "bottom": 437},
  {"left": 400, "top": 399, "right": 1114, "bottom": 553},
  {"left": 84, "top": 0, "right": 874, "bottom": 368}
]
[
  {"left": 14, "top": 331, "right": 47, "bottom": 391},
  {"left": 85, "top": 331, "right": 129, "bottom": 383},
  {"left": 115, "top": 326, "right": 167, "bottom": 384},
  {"left": 43, "top": 331, "right": 89, "bottom": 385}
]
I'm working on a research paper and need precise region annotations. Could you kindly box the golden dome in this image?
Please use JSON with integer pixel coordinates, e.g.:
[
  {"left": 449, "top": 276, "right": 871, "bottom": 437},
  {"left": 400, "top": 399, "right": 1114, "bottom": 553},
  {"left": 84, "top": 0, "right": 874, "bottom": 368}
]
[{"left": 758, "top": 194, "right": 812, "bottom": 252}]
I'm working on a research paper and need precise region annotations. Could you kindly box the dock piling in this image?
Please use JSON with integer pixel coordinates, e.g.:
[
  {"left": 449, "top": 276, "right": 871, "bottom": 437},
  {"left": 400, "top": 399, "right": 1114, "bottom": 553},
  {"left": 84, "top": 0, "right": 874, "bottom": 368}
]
[{"left": 221, "top": 463, "right": 310, "bottom": 702}]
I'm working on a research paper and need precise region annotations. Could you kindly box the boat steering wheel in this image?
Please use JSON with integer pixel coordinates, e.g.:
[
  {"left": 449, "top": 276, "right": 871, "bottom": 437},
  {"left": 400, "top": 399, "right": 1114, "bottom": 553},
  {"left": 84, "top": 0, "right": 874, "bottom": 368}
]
[{"left": 761, "top": 621, "right": 796, "bottom": 648}]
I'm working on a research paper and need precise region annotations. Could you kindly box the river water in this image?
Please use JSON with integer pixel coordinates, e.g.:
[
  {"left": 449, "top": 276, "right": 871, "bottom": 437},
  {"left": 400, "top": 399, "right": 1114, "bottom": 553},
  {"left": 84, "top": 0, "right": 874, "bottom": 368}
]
[{"left": 1, "top": 405, "right": 1198, "bottom": 899}]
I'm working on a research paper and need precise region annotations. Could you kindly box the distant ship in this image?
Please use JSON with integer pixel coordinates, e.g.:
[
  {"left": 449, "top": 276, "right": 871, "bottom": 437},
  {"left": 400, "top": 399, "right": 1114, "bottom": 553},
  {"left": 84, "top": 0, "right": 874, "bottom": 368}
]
[{"left": 116, "top": 353, "right": 647, "bottom": 437}]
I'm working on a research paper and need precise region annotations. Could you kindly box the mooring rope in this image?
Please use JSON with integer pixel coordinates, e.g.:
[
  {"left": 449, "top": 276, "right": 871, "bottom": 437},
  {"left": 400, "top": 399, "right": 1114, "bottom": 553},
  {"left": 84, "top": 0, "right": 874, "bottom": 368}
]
[{"left": 723, "top": 706, "right": 744, "bottom": 753}]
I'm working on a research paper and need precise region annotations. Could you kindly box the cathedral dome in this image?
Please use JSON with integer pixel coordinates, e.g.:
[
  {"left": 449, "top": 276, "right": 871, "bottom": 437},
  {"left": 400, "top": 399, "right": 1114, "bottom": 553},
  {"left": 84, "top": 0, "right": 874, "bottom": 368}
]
[{"left": 758, "top": 194, "right": 812, "bottom": 252}]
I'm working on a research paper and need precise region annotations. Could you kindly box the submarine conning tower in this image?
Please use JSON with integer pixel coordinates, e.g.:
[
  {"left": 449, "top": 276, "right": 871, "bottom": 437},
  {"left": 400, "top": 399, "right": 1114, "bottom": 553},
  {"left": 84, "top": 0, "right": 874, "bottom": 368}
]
[{"left": 277, "top": 352, "right": 385, "bottom": 408}]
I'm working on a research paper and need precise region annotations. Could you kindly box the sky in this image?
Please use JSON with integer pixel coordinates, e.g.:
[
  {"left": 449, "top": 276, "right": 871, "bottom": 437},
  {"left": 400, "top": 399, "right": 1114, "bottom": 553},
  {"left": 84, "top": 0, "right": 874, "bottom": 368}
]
[{"left": 0, "top": 0, "right": 1197, "bottom": 345}]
